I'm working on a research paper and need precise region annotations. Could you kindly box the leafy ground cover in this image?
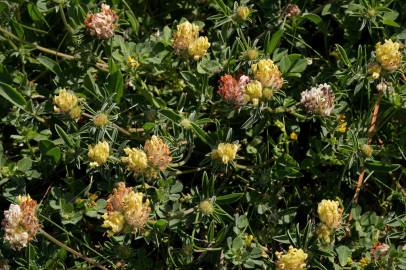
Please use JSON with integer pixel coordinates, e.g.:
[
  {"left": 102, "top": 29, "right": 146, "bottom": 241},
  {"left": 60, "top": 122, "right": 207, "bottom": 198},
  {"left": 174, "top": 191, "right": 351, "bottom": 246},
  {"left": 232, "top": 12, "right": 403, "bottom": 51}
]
[{"left": 0, "top": 0, "right": 405, "bottom": 269}]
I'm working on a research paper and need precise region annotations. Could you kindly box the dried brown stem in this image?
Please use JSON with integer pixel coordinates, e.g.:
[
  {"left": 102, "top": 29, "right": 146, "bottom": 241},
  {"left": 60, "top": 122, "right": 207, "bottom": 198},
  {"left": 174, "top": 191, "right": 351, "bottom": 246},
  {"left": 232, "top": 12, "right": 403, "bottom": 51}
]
[
  {"left": 349, "top": 91, "right": 383, "bottom": 221},
  {"left": 40, "top": 229, "right": 109, "bottom": 270}
]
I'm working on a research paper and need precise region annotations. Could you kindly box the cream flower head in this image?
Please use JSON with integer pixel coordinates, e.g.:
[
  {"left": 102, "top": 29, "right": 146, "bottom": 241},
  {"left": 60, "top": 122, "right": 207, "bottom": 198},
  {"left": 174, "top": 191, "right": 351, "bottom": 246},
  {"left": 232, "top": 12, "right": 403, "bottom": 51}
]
[
  {"left": 317, "top": 199, "right": 342, "bottom": 229},
  {"left": 251, "top": 59, "right": 283, "bottom": 89},
  {"left": 211, "top": 143, "right": 239, "bottom": 164},
  {"left": 88, "top": 141, "right": 110, "bottom": 166},
  {"left": 275, "top": 246, "right": 308, "bottom": 270},
  {"left": 375, "top": 39, "right": 402, "bottom": 71}
]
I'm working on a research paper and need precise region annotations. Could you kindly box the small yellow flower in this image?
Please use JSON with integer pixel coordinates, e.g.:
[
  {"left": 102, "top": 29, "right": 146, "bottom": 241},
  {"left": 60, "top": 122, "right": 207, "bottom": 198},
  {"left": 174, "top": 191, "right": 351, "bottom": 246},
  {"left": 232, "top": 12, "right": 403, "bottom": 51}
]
[
  {"left": 251, "top": 59, "right": 283, "bottom": 89},
  {"left": 53, "top": 89, "right": 78, "bottom": 113},
  {"left": 144, "top": 136, "right": 172, "bottom": 171},
  {"left": 211, "top": 143, "right": 239, "bottom": 164},
  {"left": 336, "top": 122, "right": 347, "bottom": 133},
  {"left": 188, "top": 36, "right": 210, "bottom": 60},
  {"left": 236, "top": 6, "right": 251, "bottom": 21},
  {"left": 88, "top": 141, "right": 110, "bottom": 166},
  {"left": 275, "top": 246, "right": 308, "bottom": 270},
  {"left": 121, "top": 147, "right": 148, "bottom": 175},
  {"left": 244, "top": 234, "right": 254, "bottom": 247},
  {"left": 317, "top": 199, "right": 342, "bottom": 229},
  {"left": 199, "top": 200, "right": 214, "bottom": 215},
  {"left": 93, "top": 113, "right": 109, "bottom": 126},
  {"left": 368, "top": 64, "right": 381, "bottom": 80},
  {"left": 290, "top": 132, "right": 298, "bottom": 141},
  {"left": 375, "top": 39, "right": 402, "bottom": 71},
  {"left": 172, "top": 21, "right": 200, "bottom": 54},
  {"left": 127, "top": 56, "right": 140, "bottom": 68}
]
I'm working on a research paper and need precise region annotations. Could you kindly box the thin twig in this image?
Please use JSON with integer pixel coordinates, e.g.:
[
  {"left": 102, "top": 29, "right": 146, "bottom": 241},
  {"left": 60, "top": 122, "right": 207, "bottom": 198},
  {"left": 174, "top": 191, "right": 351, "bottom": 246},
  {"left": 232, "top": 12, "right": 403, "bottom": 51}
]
[
  {"left": 349, "top": 90, "right": 383, "bottom": 221},
  {"left": 0, "top": 26, "right": 108, "bottom": 72},
  {"left": 40, "top": 229, "right": 109, "bottom": 270}
]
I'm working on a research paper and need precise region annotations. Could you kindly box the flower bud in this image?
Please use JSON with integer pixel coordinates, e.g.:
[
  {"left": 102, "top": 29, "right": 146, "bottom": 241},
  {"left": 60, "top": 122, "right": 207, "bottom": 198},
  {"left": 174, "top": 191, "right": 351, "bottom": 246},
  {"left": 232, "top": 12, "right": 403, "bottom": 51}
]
[{"left": 199, "top": 200, "right": 214, "bottom": 215}]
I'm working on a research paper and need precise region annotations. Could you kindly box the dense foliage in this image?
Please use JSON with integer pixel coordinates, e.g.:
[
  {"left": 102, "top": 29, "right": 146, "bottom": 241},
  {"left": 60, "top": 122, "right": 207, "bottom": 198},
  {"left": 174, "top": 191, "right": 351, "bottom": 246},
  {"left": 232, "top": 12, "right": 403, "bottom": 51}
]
[{"left": 0, "top": 0, "right": 405, "bottom": 269}]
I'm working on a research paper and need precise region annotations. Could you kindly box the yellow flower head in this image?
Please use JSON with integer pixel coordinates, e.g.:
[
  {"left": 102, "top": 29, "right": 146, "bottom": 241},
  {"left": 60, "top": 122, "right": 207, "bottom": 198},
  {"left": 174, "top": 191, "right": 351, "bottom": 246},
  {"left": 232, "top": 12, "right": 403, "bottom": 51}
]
[
  {"left": 103, "top": 182, "right": 151, "bottom": 235},
  {"left": 144, "top": 136, "right": 172, "bottom": 171},
  {"left": 375, "top": 39, "right": 402, "bottom": 71},
  {"left": 236, "top": 6, "right": 251, "bottom": 21},
  {"left": 251, "top": 59, "right": 283, "bottom": 89},
  {"left": 173, "top": 21, "right": 200, "bottom": 54},
  {"left": 53, "top": 89, "right": 78, "bottom": 113},
  {"left": 360, "top": 144, "right": 373, "bottom": 157},
  {"left": 199, "top": 200, "right": 214, "bottom": 215},
  {"left": 244, "top": 80, "right": 263, "bottom": 105},
  {"left": 93, "top": 113, "right": 109, "bottom": 126},
  {"left": 317, "top": 199, "right": 342, "bottom": 229},
  {"left": 246, "top": 49, "right": 258, "bottom": 60},
  {"left": 211, "top": 143, "right": 239, "bottom": 164},
  {"left": 121, "top": 147, "right": 148, "bottom": 175},
  {"left": 88, "top": 141, "right": 109, "bottom": 166},
  {"left": 275, "top": 246, "right": 308, "bottom": 270},
  {"left": 188, "top": 36, "right": 210, "bottom": 60}
]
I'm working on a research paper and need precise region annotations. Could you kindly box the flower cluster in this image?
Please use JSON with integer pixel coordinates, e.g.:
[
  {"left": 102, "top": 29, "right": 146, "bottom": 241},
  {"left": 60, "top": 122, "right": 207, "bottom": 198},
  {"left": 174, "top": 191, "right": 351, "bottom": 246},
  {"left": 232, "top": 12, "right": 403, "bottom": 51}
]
[
  {"left": 88, "top": 141, "right": 110, "bottom": 167},
  {"left": 2, "top": 195, "right": 40, "bottom": 250},
  {"left": 84, "top": 4, "right": 118, "bottom": 39},
  {"left": 375, "top": 39, "right": 402, "bottom": 71},
  {"left": 300, "top": 83, "right": 335, "bottom": 116},
  {"left": 122, "top": 135, "right": 172, "bottom": 177},
  {"left": 251, "top": 59, "right": 284, "bottom": 90},
  {"left": 211, "top": 143, "right": 239, "bottom": 164},
  {"left": 235, "top": 6, "right": 251, "bottom": 21},
  {"left": 317, "top": 199, "right": 343, "bottom": 243},
  {"left": 275, "top": 246, "right": 308, "bottom": 270},
  {"left": 53, "top": 89, "right": 82, "bottom": 120},
  {"left": 102, "top": 182, "right": 150, "bottom": 236},
  {"left": 172, "top": 21, "right": 210, "bottom": 60},
  {"left": 217, "top": 74, "right": 249, "bottom": 106}
]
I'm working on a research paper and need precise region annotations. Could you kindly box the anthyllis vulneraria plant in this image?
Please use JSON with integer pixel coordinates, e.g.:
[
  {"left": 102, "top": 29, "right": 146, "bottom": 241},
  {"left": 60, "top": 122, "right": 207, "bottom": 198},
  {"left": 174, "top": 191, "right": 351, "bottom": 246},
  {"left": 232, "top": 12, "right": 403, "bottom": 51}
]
[
  {"left": 102, "top": 182, "right": 151, "bottom": 236},
  {"left": 2, "top": 195, "right": 40, "bottom": 250}
]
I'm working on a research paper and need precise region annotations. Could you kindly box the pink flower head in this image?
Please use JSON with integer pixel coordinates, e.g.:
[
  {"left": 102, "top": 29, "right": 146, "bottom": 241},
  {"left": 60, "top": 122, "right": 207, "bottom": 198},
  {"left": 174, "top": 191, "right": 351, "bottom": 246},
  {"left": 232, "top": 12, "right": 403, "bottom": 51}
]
[
  {"left": 84, "top": 4, "right": 118, "bottom": 39},
  {"left": 218, "top": 74, "right": 250, "bottom": 106}
]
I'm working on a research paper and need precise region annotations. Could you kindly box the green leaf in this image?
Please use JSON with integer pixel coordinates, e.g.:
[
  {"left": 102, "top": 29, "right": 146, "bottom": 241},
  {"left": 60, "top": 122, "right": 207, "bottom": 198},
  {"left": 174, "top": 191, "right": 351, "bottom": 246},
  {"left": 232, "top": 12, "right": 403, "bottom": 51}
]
[
  {"left": 216, "top": 193, "right": 243, "bottom": 204},
  {"left": 335, "top": 44, "right": 351, "bottom": 67},
  {"left": 46, "top": 147, "right": 61, "bottom": 163},
  {"left": 190, "top": 122, "right": 212, "bottom": 146},
  {"left": 0, "top": 82, "right": 27, "bottom": 109},
  {"left": 17, "top": 157, "right": 32, "bottom": 172},
  {"left": 108, "top": 61, "right": 124, "bottom": 103},
  {"left": 336, "top": 245, "right": 352, "bottom": 266},
  {"left": 54, "top": 124, "right": 74, "bottom": 148},
  {"left": 27, "top": 3, "right": 48, "bottom": 26},
  {"left": 266, "top": 29, "right": 283, "bottom": 55},
  {"left": 37, "top": 55, "right": 62, "bottom": 75},
  {"left": 160, "top": 108, "right": 182, "bottom": 122}
]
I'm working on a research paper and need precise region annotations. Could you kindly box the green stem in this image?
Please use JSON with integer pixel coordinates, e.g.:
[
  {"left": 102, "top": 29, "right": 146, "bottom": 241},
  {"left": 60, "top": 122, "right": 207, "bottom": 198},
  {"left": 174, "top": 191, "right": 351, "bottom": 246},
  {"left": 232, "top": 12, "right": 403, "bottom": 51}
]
[{"left": 59, "top": 5, "right": 74, "bottom": 34}]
